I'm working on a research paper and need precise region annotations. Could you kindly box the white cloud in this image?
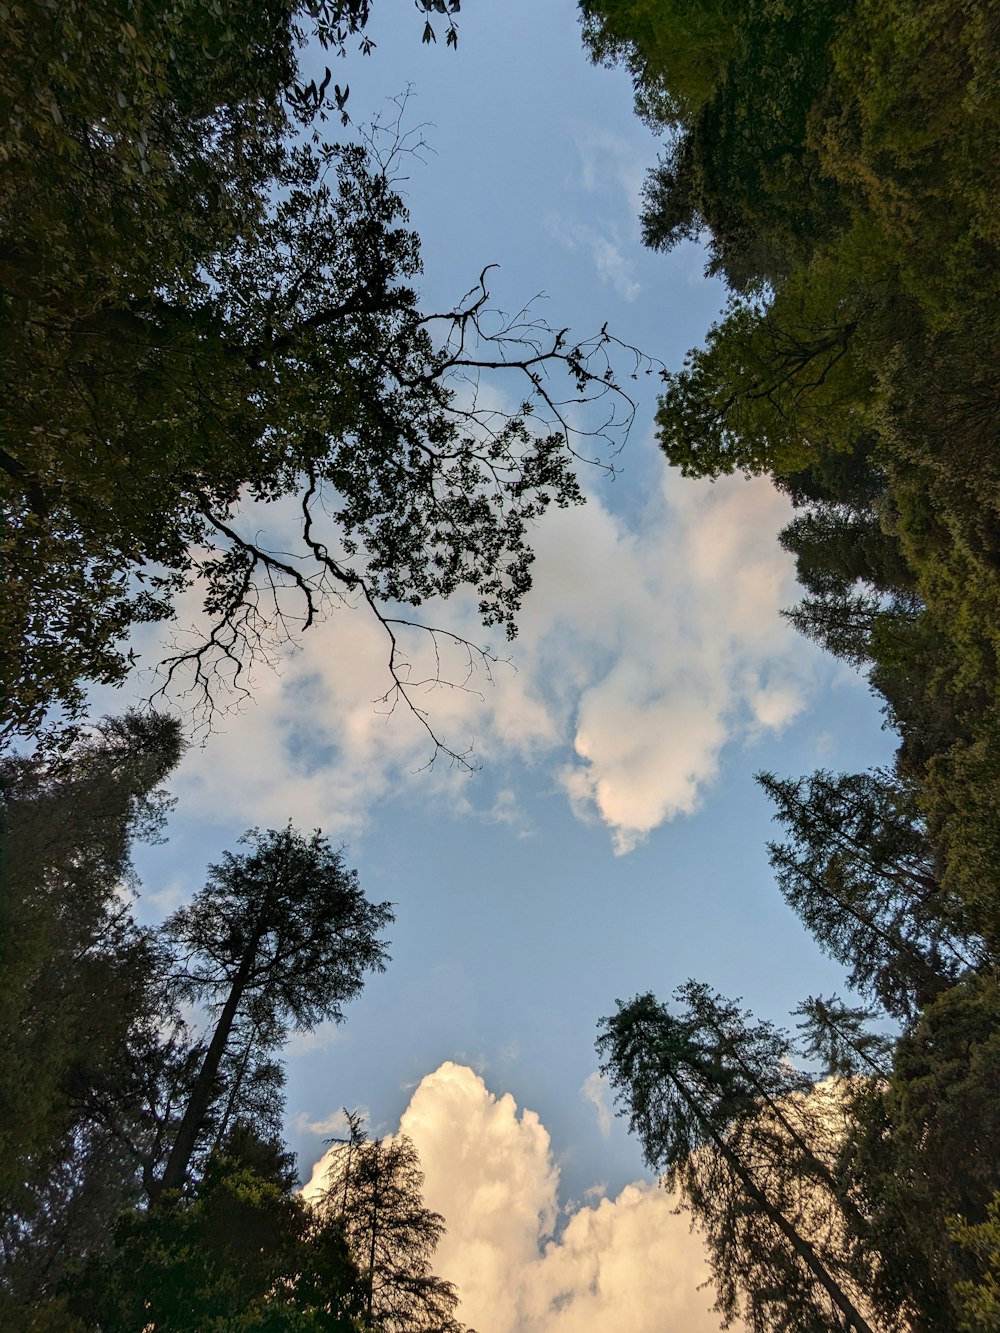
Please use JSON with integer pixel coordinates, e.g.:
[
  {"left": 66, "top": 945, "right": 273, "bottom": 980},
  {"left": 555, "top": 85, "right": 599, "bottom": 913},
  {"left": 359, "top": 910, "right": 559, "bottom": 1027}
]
[
  {"left": 144, "top": 467, "right": 811, "bottom": 853},
  {"left": 304, "top": 1062, "right": 744, "bottom": 1332},
  {"left": 579, "top": 1071, "right": 613, "bottom": 1140},
  {"left": 284, "top": 1022, "right": 348, "bottom": 1058},
  {"left": 531, "top": 471, "right": 808, "bottom": 852},
  {"left": 294, "top": 1104, "right": 369, "bottom": 1139}
]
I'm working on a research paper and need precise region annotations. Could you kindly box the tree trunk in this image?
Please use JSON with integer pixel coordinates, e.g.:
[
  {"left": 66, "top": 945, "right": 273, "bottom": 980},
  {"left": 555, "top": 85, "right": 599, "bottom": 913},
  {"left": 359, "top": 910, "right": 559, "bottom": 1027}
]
[
  {"left": 676, "top": 1076, "right": 878, "bottom": 1333},
  {"left": 152, "top": 950, "right": 255, "bottom": 1201}
]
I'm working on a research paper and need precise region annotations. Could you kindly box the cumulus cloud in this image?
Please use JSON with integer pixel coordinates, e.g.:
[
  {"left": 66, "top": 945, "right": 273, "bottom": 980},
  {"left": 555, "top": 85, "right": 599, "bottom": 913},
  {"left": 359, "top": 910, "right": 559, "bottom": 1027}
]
[
  {"left": 543, "top": 473, "right": 808, "bottom": 851},
  {"left": 304, "top": 1062, "right": 743, "bottom": 1332},
  {"left": 146, "top": 468, "right": 809, "bottom": 852}
]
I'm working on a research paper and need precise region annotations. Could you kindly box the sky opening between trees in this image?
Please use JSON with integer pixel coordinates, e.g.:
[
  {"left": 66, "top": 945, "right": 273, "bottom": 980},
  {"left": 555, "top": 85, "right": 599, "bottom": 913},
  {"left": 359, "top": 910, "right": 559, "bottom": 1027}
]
[{"left": 3, "top": 1, "right": 999, "bottom": 1329}]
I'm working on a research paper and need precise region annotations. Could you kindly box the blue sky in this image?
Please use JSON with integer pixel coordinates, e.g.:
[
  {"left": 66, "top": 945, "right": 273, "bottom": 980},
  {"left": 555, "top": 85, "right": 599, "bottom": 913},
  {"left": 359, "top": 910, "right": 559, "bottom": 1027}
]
[{"left": 117, "top": 4, "right": 895, "bottom": 1326}]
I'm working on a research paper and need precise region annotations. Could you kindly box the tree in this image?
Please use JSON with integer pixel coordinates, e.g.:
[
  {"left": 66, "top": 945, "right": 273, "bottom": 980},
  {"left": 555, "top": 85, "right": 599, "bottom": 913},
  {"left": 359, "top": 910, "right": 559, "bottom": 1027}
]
[
  {"left": 650, "top": 250, "right": 886, "bottom": 485},
  {"left": 582, "top": 8, "right": 1000, "bottom": 1329},
  {"left": 776, "top": 490, "right": 922, "bottom": 669},
  {"left": 842, "top": 974, "right": 1000, "bottom": 1331},
  {"left": 155, "top": 827, "right": 392, "bottom": 1199},
  {"left": 0, "top": 714, "right": 184, "bottom": 1316},
  {"left": 67, "top": 1126, "right": 364, "bottom": 1332},
  {"left": 318, "top": 1116, "right": 467, "bottom": 1333},
  {"left": 948, "top": 1194, "right": 1000, "bottom": 1332},
  {"left": 579, "top": 0, "right": 1000, "bottom": 822},
  {"left": 793, "top": 996, "right": 893, "bottom": 1081},
  {"left": 758, "top": 769, "right": 981, "bottom": 1018},
  {"left": 581, "top": 0, "right": 852, "bottom": 287},
  {"left": 2, "top": 0, "right": 645, "bottom": 749},
  {"left": 598, "top": 985, "right": 884, "bottom": 1333}
]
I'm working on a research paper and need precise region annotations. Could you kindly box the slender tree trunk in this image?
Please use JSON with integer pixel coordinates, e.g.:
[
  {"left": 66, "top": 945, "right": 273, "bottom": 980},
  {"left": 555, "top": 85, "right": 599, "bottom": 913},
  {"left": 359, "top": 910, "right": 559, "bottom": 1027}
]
[
  {"left": 676, "top": 1076, "right": 878, "bottom": 1333},
  {"left": 793, "top": 863, "right": 951, "bottom": 1006},
  {"left": 822, "top": 1012, "right": 889, "bottom": 1078},
  {"left": 153, "top": 950, "right": 255, "bottom": 1201},
  {"left": 366, "top": 1153, "right": 380, "bottom": 1327},
  {"left": 211, "top": 1021, "right": 261, "bottom": 1153},
  {"left": 704, "top": 1035, "right": 871, "bottom": 1239}
]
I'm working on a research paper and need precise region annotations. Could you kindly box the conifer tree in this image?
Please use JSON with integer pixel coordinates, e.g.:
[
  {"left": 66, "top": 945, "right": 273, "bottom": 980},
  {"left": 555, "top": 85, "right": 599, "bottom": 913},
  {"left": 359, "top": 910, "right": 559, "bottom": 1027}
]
[{"left": 599, "top": 987, "right": 885, "bottom": 1333}]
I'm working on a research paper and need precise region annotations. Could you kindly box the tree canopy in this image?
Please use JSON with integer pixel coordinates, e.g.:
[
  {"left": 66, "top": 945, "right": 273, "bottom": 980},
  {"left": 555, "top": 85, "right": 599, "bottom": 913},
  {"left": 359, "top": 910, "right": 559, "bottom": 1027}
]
[
  {"left": 0, "top": 721, "right": 401, "bottom": 1327},
  {"left": 598, "top": 986, "right": 882, "bottom": 1333},
  {"left": 2, "top": 0, "right": 643, "bottom": 753},
  {"left": 583, "top": 0, "right": 1000, "bottom": 1324},
  {"left": 0, "top": 714, "right": 184, "bottom": 1318},
  {"left": 317, "top": 1117, "right": 467, "bottom": 1333}
]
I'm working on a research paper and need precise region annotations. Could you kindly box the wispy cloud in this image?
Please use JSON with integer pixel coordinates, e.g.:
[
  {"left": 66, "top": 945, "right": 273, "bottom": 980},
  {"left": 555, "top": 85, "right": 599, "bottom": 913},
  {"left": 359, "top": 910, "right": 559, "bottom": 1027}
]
[
  {"left": 542, "top": 124, "right": 656, "bottom": 302},
  {"left": 294, "top": 1104, "right": 369, "bottom": 1139},
  {"left": 284, "top": 1023, "right": 348, "bottom": 1058},
  {"left": 570, "top": 126, "right": 649, "bottom": 215},
  {"left": 547, "top": 216, "right": 642, "bottom": 302},
  {"left": 579, "top": 1071, "right": 613, "bottom": 1140}
]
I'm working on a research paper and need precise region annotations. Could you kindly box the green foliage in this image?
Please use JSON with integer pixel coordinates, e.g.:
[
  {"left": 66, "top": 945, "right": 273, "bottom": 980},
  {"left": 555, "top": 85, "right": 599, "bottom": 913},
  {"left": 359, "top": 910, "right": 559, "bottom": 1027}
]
[
  {"left": 950, "top": 1195, "right": 1000, "bottom": 1332},
  {"left": 585, "top": 0, "right": 1000, "bottom": 1325},
  {"left": 0, "top": 733, "right": 397, "bottom": 1322},
  {"left": 814, "top": 0, "right": 1000, "bottom": 321},
  {"left": 584, "top": 0, "right": 852, "bottom": 284},
  {"left": 758, "top": 768, "right": 980, "bottom": 1017},
  {"left": 598, "top": 986, "right": 883, "bottom": 1333},
  {"left": 67, "top": 1128, "right": 363, "bottom": 1331},
  {"left": 841, "top": 976, "right": 1000, "bottom": 1329},
  {"left": 793, "top": 996, "right": 893, "bottom": 1080},
  {"left": 580, "top": 0, "right": 742, "bottom": 123},
  {"left": 165, "top": 827, "right": 392, "bottom": 1037},
  {"left": 2, "top": 0, "right": 636, "bottom": 745},
  {"left": 655, "top": 269, "right": 877, "bottom": 480}
]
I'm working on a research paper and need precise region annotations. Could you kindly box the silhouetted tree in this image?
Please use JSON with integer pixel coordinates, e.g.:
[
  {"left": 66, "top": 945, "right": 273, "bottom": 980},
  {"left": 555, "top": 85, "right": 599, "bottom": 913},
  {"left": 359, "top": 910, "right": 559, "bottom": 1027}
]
[
  {"left": 0, "top": 714, "right": 183, "bottom": 1315},
  {"left": 759, "top": 769, "right": 980, "bottom": 1017},
  {"left": 156, "top": 828, "right": 392, "bottom": 1198},
  {"left": 599, "top": 986, "right": 883, "bottom": 1333},
  {"left": 319, "top": 1117, "right": 467, "bottom": 1333},
  {"left": 68, "top": 1126, "right": 363, "bottom": 1331}
]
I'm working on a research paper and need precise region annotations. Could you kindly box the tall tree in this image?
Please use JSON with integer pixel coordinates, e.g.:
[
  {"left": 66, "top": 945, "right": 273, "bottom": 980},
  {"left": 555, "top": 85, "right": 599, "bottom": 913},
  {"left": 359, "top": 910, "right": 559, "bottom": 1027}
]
[
  {"left": 579, "top": 0, "right": 1000, "bottom": 803},
  {"left": 318, "top": 1120, "right": 467, "bottom": 1333},
  {"left": 793, "top": 996, "right": 893, "bottom": 1080},
  {"left": 598, "top": 986, "right": 885, "bottom": 1333},
  {"left": 155, "top": 827, "right": 392, "bottom": 1199},
  {"left": 581, "top": 0, "right": 852, "bottom": 287},
  {"left": 0, "top": 713, "right": 184, "bottom": 1315},
  {"left": 948, "top": 1193, "right": 1000, "bottom": 1332},
  {"left": 844, "top": 973, "right": 1000, "bottom": 1332},
  {"left": 582, "top": 6, "right": 1000, "bottom": 1328}
]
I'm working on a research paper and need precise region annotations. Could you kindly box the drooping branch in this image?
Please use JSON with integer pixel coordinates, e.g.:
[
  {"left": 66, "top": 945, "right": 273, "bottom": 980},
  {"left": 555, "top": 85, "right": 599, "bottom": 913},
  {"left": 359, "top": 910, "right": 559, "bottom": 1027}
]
[{"left": 148, "top": 264, "right": 658, "bottom": 764}]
